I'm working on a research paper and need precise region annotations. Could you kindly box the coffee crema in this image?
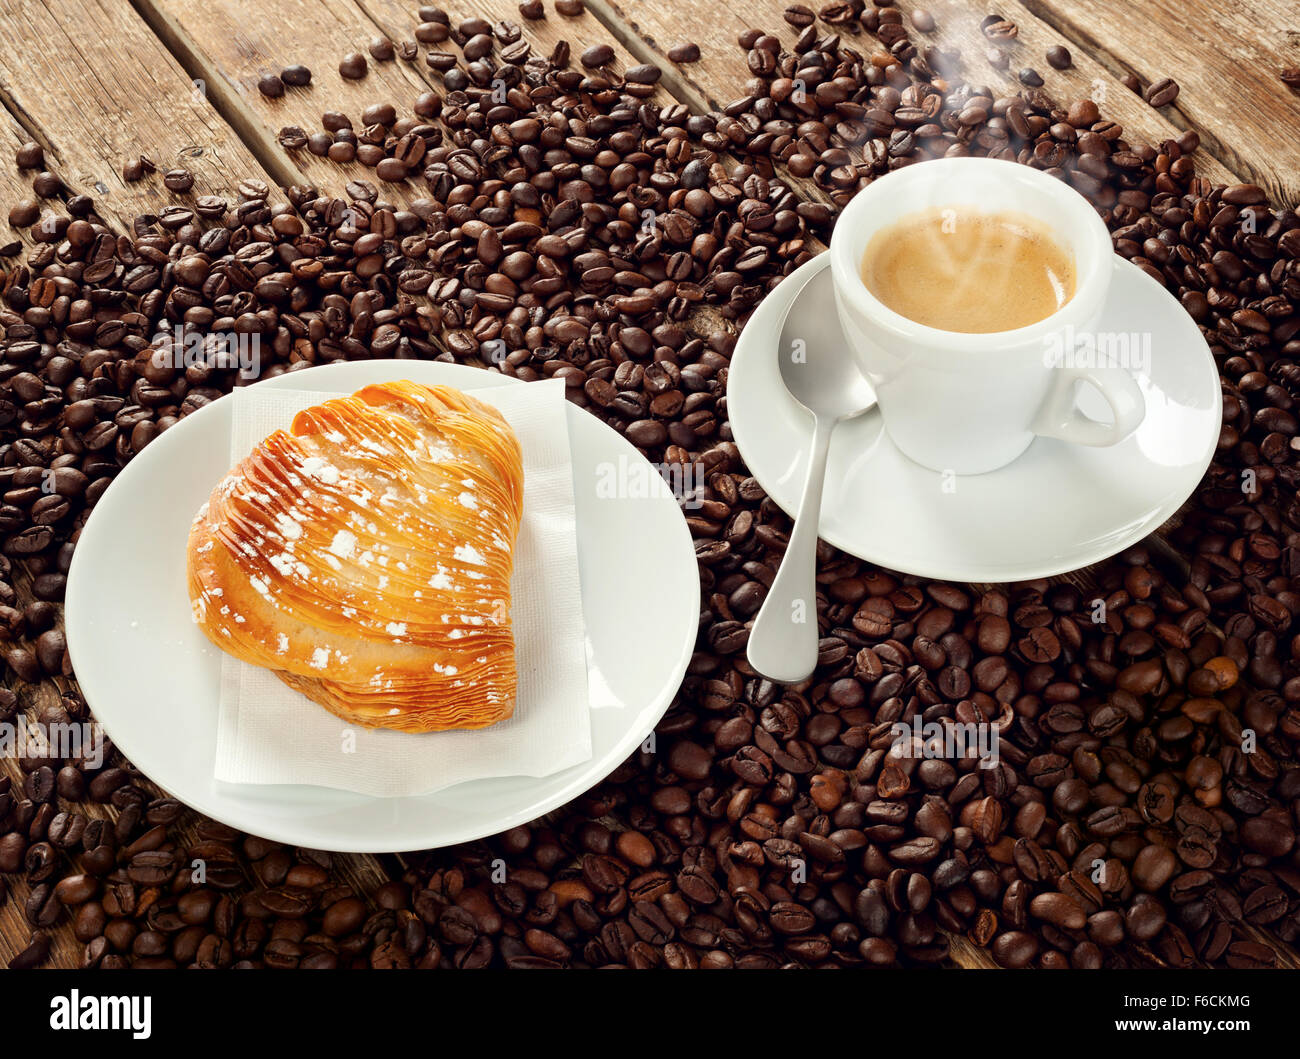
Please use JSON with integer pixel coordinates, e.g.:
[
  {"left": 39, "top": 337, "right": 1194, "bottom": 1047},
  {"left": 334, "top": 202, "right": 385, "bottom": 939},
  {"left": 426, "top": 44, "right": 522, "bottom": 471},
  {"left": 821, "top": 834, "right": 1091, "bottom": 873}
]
[{"left": 859, "top": 207, "right": 1076, "bottom": 333}]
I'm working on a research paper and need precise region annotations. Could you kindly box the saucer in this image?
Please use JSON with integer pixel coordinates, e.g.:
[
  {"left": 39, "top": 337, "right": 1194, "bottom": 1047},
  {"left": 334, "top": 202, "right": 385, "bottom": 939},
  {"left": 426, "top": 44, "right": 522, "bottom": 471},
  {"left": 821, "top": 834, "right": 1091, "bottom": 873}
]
[
  {"left": 65, "top": 361, "right": 699, "bottom": 852},
  {"left": 727, "top": 254, "right": 1221, "bottom": 582}
]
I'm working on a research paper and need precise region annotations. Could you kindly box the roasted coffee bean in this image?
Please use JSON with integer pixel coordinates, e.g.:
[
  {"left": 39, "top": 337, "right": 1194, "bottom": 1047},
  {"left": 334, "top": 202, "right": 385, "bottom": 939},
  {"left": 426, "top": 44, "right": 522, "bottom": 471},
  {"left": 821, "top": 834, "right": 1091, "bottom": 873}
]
[
  {"left": 257, "top": 73, "right": 285, "bottom": 98},
  {"left": 55, "top": 874, "right": 97, "bottom": 905},
  {"left": 25, "top": 883, "right": 60, "bottom": 927},
  {"left": 9, "top": 930, "right": 50, "bottom": 968},
  {"left": 0, "top": 833, "right": 27, "bottom": 873},
  {"left": 992, "top": 930, "right": 1038, "bottom": 968},
  {"left": 15, "top": 141, "right": 44, "bottom": 169},
  {"left": 162, "top": 168, "right": 193, "bottom": 192},
  {"left": 1144, "top": 77, "right": 1180, "bottom": 106},
  {"left": 31, "top": 170, "right": 63, "bottom": 197},
  {"left": 1046, "top": 45, "right": 1072, "bottom": 69},
  {"left": 581, "top": 44, "right": 614, "bottom": 68},
  {"left": 982, "top": 17, "right": 1018, "bottom": 42},
  {"left": 339, "top": 52, "right": 368, "bottom": 79}
]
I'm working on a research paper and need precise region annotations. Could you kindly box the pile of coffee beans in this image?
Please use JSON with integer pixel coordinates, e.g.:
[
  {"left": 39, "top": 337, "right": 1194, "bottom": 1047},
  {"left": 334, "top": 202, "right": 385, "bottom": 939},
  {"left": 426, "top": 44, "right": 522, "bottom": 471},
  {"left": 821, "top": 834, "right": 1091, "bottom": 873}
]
[{"left": 1, "top": 2, "right": 1299, "bottom": 969}]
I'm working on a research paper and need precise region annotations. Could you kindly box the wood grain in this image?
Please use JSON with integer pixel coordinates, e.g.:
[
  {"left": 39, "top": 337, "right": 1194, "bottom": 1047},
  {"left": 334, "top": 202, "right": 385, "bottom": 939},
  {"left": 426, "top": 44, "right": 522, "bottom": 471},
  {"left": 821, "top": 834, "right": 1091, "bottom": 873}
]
[
  {"left": 588, "top": 0, "right": 1239, "bottom": 191},
  {"left": 0, "top": 0, "right": 283, "bottom": 226},
  {"left": 132, "top": 0, "right": 438, "bottom": 193},
  {"left": 1021, "top": 0, "right": 1300, "bottom": 205},
  {"left": 0, "top": 107, "right": 57, "bottom": 253}
]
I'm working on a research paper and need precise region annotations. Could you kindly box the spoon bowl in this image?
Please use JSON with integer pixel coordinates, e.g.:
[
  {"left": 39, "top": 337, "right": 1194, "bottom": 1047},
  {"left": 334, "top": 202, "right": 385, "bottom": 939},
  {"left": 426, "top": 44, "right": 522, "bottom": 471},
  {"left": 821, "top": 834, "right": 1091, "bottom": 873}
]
[{"left": 777, "top": 265, "right": 877, "bottom": 420}]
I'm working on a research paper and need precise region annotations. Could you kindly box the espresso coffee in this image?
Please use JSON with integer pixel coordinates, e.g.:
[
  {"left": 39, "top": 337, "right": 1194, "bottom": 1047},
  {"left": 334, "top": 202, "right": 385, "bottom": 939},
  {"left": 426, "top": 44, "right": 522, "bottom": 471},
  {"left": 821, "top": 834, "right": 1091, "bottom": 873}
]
[{"left": 860, "top": 207, "right": 1076, "bottom": 333}]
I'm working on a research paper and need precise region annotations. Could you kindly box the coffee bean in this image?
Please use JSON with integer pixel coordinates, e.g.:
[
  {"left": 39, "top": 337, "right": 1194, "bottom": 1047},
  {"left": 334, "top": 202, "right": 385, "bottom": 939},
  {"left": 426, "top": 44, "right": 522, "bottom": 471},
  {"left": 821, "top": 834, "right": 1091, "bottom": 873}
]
[
  {"left": 257, "top": 73, "right": 284, "bottom": 98},
  {"left": 339, "top": 52, "right": 368, "bottom": 79},
  {"left": 8, "top": 198, "right": 38, "bottom": 226},
  {"left": 415, "top": 21, "right": 448, "bottom": 43},
  {"left": 909, "top": 9, "right": 935, "bottom": 32},
  {"left": 162, "top": 168, "right": 193, "bottom": 192},
  {"left": 668, "top": 42, "right": 700, "bottom": 63},
  {"left": 9, "top": 930, "right": 50, "bottom": 968},
  {"left": 55, "top": 874, "right": 97, "bottom": 905},
  {"left": 982, "top": 16, "right": 1018, "bottom": 42},
  {"left": 278, "top": 125, "right": 308, "bottom": 149},
  {"left": 15, "top": 142, "right": 44, "bottom": 169},
  {"left": 992, "top": 930, "right": 1038, "bottom": 967},
  {"left": 1225, "top": 940, "right": 1275, "bottom": 969},
  {"left": 281, "top": 64, "right": 312, "bottom": 86},
  {"left": 0, "top": 833, "right": 26, "bottom": 873},
  {"left": 1144, "top": 77, "right": 1179, "bottom": 106},
  {"left": 624, "top": 63, "right": 662, "bottom": 85},
  {"left": 1029, "top": 892, "right": 1086, "bottom": 930},
  {"left": 1046, "top": 45, "right": 1072, "bottom": 70}
]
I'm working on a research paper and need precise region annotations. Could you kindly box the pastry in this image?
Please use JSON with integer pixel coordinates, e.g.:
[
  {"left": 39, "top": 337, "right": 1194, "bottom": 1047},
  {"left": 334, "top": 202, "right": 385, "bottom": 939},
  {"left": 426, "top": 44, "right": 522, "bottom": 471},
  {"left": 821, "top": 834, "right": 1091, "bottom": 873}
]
[{"left": 187, "top": 381, "right": 524, "bottom": 732}]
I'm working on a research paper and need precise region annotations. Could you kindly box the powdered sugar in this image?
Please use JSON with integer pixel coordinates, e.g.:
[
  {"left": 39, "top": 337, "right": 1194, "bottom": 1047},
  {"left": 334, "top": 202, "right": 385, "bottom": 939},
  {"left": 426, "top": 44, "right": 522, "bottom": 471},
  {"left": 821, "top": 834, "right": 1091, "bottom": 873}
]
[
  {"left": 274, "top": 513, "right": 304, "bottom": 540},
  {"left": 299, "top": 456, "right": 341, "bottom": 486},
  {"left": 454, "top": 543, "right": 487, "bottom": 566}
]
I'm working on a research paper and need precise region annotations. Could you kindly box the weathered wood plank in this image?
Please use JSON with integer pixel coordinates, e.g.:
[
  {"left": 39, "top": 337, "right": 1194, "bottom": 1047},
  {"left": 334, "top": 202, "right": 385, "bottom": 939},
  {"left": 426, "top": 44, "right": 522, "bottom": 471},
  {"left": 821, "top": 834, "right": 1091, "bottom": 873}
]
[
  {"left": 0, "top": 0, "right": 285, "bottom": 225},
  {"left": 0, "top": 109, "right": 57, "bottom": 254},
  {"left": 138, "top": 0, "right": 681, "bottom": 196},
  {"left": 133, "top": 0, "right": 442, "bottom": 196},
  {"left": 588, "top": 0, "right": 1239, "bottom": 190},
  {"left": 1021, "top": 0, "right": 1300, "bottom": 205}
]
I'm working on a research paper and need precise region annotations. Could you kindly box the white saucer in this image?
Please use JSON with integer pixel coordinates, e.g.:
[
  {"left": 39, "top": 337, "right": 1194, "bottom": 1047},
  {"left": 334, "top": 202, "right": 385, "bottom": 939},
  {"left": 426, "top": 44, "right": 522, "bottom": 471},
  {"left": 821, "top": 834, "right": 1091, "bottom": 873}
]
[
  {"left": 65, "top": 361, "right": 699, "bottom": 852},
  {"left": 728, "top": 254, "right": 1221, "bottom": 582}
]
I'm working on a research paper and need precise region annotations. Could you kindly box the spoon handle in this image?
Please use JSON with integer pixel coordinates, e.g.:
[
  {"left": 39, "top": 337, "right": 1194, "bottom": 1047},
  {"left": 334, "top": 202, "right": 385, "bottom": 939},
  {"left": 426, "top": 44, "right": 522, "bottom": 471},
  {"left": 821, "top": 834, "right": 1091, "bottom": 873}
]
[{"left": 745, "top": 415, "right": 835, "bottom": 684}]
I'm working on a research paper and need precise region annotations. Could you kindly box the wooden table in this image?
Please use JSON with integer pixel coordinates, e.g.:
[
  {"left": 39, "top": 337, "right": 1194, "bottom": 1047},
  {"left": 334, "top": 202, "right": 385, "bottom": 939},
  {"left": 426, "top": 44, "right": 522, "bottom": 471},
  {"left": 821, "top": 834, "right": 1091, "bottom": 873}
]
[{"left": 0, "top": 0, "right": 1297, "bottom": 969}]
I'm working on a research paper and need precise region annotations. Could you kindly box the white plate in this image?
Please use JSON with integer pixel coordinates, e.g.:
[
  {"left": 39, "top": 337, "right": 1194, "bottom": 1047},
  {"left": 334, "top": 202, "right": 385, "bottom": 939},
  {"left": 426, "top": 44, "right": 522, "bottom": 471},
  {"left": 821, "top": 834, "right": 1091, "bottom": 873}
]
[
  {"left": 727, "top": 254, "right": 1221, "bottom": 582},
  {"left": 65, "top": 361, "right": 699, "bottom": 852}
]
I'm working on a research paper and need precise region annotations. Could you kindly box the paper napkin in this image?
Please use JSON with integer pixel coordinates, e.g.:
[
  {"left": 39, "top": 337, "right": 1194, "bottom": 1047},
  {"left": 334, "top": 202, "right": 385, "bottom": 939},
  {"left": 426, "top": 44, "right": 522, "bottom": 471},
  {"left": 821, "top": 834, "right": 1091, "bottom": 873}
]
[{"left": 212, "top": 377, "right": 591, "bottom": 797}]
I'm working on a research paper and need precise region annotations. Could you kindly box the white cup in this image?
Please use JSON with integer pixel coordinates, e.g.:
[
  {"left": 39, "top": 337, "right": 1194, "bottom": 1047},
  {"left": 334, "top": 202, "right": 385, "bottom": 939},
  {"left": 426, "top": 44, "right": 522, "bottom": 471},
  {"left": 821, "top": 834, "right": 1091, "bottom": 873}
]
[{"left": 829, "top": 156, "right": 1145, "bottom": 475}]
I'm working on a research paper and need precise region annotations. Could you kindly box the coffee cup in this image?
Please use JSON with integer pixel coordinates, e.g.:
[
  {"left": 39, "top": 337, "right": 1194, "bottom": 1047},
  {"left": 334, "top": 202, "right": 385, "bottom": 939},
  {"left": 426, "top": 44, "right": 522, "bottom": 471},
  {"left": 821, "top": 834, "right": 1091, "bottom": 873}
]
[{"left": 829, "top": 156, "right": 1144, "bottom": 475}]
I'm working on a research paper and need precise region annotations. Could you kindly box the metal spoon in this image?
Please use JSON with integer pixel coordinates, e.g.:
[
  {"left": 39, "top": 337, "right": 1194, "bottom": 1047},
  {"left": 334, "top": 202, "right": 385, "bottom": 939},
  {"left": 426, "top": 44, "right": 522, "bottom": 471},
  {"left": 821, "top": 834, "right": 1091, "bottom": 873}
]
[{"left": 745, "top": 264, "right": 878, "bottom": 684}]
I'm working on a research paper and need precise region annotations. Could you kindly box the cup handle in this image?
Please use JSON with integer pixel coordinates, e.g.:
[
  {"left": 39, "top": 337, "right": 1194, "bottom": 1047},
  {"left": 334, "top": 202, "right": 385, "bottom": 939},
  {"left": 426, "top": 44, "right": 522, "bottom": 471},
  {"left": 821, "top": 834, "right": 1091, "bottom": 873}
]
[{"left": 1031, "top": 364, "right": 1145, "bottom": 447}]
